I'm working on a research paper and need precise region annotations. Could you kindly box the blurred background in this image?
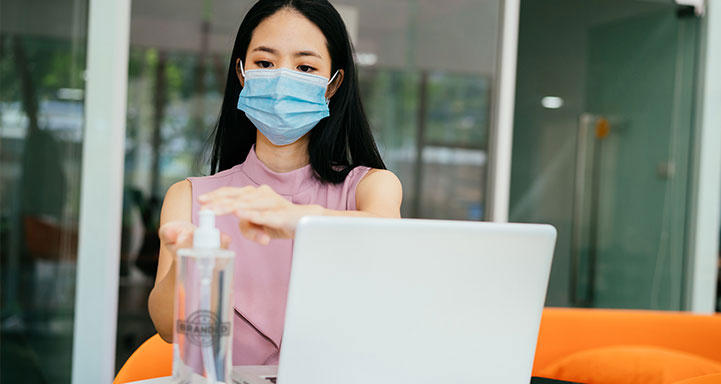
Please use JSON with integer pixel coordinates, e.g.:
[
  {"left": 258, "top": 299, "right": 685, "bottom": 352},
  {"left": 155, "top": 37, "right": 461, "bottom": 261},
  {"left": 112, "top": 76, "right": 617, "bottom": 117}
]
[{"left": 1, "top": 0, "right": 719, "bottom": 382}]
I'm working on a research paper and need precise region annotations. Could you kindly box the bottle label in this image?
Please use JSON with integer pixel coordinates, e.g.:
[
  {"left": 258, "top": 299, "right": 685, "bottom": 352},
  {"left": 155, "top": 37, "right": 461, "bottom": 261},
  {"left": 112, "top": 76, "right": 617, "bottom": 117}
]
[{"left": 176, "top": 310, "right": 231, "bottom": 347}]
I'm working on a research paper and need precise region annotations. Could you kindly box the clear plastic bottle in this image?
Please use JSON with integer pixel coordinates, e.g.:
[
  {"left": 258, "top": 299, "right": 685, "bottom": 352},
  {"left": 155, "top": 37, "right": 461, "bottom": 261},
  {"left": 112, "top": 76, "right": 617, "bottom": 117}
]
[{"left": 173, "top": 210, "right": 234, "bottom": 383}]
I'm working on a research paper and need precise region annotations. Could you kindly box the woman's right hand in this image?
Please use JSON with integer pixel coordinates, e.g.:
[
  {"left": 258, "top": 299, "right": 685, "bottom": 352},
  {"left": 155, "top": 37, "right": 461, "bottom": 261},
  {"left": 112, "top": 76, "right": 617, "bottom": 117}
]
[
  {"left": 158, "top": 221, "right": 232, "bottom": 264},
  {"left": 158, "top": 221, "right": 196, "bottom": 263},
  {"left": 151, "top": 219, "right": 231, "bottom": 342}
]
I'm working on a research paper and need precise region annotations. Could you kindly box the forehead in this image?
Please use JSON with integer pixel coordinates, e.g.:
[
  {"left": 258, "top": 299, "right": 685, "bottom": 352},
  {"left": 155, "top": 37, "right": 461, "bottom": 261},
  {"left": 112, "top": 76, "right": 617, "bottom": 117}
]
[{"left": 248, "top": 9, "right": 329, "bottom": 58}]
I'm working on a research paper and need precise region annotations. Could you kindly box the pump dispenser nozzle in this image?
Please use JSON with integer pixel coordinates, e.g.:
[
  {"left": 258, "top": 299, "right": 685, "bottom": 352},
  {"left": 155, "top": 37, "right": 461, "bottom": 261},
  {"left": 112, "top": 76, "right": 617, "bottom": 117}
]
[{"left": 194, "top": 210, "right": 221, "bottom": 249}]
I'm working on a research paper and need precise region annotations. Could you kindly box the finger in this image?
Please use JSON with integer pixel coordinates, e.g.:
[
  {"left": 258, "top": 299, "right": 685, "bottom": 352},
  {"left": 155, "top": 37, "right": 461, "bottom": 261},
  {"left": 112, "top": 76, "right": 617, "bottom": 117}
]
[
  {"left": 201, "top": 197, "right": 245, "bottom": 216},
  {"left": 161, "top": 229, "right": 193, "bottom": 257},
  {"left": 237, "top": 216, "right": 258, "bottom": 241},
  {"left": 238, "top": 210, "right": 286, "bottom": 229},
  {"left": 256, "top": 230, "right": 271, "bottom": 245},
  {"left": 198, "top": 186, "right": 257, "bottom": 204},
  {"left": 175, "top": 231, "right": 194, "bottom": 249},
  {"left": 237, "top": 217, "right": 271, "bottom": 245},
  {"left": 236, "top": 211, "right": 293, "bottom": 242},
  {"left": 158, "top": 221, "right": 195, "bottom": 246},
  {"left": 230, "top": 196, "right": 287, "bottom": 211},
  {"left": 202, "top": 186, "right": 269, "bottom": 206},
  {"left": 203, "top": 195, "right": 285, "bottom": 216},
  {"left": 199, "top": 187, "right": 269, "bottom": 214},
  {"left": 220, "top": 233, "right": 232, "bottom": 249},
  {"left": 200, "top": 184, "right": 281, "bottom": 207},
  {"left": 257, "top": 225, "right": 283, "bottom": 243},
  {"left": 254, "top": 215, "right": 296, "bottom": 240}
]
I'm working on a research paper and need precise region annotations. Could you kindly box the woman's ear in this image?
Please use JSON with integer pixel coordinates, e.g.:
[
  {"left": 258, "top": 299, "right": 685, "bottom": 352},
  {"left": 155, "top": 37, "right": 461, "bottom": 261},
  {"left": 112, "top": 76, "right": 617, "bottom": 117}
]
[
  {"left": 325, "top": 69, "right": 344, "bottom": 99},
  {"left": 235, "top": 58, "right": 245, "bottom": 88}
]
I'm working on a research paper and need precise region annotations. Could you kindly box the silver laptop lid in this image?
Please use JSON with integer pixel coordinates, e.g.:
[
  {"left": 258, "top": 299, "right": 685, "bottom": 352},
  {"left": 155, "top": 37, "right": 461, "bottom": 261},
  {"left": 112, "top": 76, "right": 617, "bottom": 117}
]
[{"left": 277, "top": 217, "right": 556, "bottom": 384}]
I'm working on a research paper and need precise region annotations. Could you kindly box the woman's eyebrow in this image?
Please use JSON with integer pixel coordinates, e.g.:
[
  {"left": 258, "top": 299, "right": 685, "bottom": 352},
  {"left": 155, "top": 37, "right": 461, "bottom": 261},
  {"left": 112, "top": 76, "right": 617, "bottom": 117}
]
[
  {"left": 295, "top": 50, "right": 322, "bottom": 59},
  {"left": 252, "top": 46, "right": 278, "bottom": 54},
  {"left": 251, "top": 46, "right": 321, "bottom": 59}
]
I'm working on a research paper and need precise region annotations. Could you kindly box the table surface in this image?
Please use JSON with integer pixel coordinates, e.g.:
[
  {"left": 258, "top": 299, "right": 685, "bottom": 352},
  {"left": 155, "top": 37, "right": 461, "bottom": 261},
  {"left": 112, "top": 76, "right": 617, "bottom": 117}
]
[
  {"left": 127, "top": 378, "right": 171, "bottom": 384},
  {"left": 126, "top": 376, "right": 579, "bottom": 384}
]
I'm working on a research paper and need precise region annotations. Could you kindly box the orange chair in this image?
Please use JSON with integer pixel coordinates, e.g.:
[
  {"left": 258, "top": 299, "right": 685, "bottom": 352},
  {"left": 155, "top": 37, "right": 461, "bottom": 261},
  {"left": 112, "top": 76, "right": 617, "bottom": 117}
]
[
  {"left": 674, "top": 373, "right": 721, "bottom": 384},
  {"left": 532, "top": 308, "right": 721, "bottom": 383},
  {"left": 117, "top": 309, "right": 721, "bottom": 383},
  {"left": 114, "top": 334, "right": 173, "bottom": 384}
]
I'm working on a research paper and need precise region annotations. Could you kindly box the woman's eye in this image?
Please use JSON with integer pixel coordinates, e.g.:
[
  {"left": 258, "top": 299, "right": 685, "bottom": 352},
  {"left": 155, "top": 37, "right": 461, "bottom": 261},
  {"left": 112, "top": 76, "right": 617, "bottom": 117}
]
[
  {"left": 255, "top": 60, "right": 273, "bottom": 68},
  {"left": 298, "top": 65, "right": 316, "bottom": 73}
]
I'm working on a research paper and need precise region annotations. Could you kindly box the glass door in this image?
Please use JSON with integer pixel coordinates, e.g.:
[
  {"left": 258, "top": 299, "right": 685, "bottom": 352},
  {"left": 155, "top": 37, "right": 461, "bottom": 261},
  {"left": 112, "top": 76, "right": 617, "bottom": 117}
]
[
  {"left": 511, "top": 0, "right": 700, "bottom": 310},
  {"left": 572, "top": 8, "right": 699, "bottom": 309}
]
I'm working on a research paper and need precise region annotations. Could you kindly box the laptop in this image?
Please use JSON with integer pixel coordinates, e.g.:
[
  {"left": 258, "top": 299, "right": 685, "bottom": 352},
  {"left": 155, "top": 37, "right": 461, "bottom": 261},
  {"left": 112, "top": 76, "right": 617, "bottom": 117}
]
[{"left": 233, "top": 217, "right": 557, "bottom": 384}]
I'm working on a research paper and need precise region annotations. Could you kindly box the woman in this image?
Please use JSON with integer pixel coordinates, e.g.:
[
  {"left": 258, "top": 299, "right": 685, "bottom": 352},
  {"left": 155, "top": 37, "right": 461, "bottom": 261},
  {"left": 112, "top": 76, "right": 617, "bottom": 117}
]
[{"left": 148, "top": 0, "right": 402, "bottom": 366}]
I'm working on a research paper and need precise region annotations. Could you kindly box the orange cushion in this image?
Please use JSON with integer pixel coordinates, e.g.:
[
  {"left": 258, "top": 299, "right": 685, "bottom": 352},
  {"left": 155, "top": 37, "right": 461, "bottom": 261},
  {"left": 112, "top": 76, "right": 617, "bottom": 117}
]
[
  {"left": 533, "top": 309, "right": 721, "bottom": 374},
  {"left": 113, "top": 334, "right": 173, "bottom": 384},
  {"left": 673, "top": 373, "right": 721, "bottom": 384},
  {"left": 538, "top": 345, "right": 721, "bottom": 384}
]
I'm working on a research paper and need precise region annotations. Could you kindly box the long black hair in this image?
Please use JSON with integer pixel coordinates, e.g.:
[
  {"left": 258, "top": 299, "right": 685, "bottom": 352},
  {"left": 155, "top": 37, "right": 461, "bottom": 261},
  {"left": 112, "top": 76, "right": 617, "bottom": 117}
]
[{"left": 209, "top": 0, "right": 385, "bottom": 183}]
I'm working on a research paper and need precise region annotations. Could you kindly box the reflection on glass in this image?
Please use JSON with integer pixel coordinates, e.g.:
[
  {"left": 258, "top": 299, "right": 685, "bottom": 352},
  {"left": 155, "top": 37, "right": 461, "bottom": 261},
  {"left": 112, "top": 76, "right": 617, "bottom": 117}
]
[
  {"left": 118, "top": 0, "right": 500, "bottom": 370},
  {"left": 117, "top": 47, "right": 226, "bottom": 369},
  {"left": 359, "top": 70, "right": 490, "bottom": 220},
  {"left": 1, "top": 1, "right": 88, "bottom": 381},
  {"left": 420, "top": 73, "right": 489, "bottom": 220}
]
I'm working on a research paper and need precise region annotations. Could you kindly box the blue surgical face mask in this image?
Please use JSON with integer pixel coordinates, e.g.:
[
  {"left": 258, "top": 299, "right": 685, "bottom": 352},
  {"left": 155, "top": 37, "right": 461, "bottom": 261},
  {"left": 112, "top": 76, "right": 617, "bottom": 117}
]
[{"left": 236, "top": 61, "right": 339, "bottom": 146}]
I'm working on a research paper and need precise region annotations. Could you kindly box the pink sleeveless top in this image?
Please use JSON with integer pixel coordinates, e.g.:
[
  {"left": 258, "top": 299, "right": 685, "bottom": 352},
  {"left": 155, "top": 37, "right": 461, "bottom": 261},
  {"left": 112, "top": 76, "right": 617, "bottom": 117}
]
[{"left": 187, "top": 146, "right": 370, "bottom": 365}]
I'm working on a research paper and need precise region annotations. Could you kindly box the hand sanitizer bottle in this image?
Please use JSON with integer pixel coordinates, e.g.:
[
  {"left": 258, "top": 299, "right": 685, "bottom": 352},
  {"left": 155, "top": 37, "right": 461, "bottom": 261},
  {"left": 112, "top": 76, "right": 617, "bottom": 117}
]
[{"left": 173, "top": 210, "right": 234, "bottom": 383}]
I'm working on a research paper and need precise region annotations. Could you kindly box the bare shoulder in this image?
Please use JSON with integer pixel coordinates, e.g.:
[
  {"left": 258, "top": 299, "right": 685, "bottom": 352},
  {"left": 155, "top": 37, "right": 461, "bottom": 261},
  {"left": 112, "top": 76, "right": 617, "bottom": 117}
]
[
  {"left": 356, "top": 168, "right": 402, "bottom": 216},
  {"left": 358, "top": 168, "right": 402, "bottom": 190},
  {"left": 166, "top": 179, "right": 191, "bottom": 198},
  {"left": 160, "top": 179, "right": 192, "bottom": 224}
]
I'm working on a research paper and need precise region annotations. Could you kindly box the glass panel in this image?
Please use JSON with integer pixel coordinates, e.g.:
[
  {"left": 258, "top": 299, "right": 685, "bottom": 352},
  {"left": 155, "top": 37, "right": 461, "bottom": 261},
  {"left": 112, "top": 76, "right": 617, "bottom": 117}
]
[
  {"left": 0, "top": 1, "right": 88, "bottom": 382},
  {"left": 118, "top": 0, "right": 501, "bottom": 370},
  {"left": 510, "top": 0, "right": 699, "bottom": 310},
  {"left": 419, "top": 73, "right": 489, "bottom": 220},
  {"left": 356, "top": 1, "right": 498, "bottom": 220},
  {"left": 117, "top": 48, "right": 224, "bottom": 369}
]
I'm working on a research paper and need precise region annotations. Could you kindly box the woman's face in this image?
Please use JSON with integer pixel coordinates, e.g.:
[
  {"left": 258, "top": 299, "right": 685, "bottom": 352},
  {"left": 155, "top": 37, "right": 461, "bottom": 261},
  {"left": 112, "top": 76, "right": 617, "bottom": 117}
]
[{"left": 236, "top": 9, "right": 343, "bottom": 97}]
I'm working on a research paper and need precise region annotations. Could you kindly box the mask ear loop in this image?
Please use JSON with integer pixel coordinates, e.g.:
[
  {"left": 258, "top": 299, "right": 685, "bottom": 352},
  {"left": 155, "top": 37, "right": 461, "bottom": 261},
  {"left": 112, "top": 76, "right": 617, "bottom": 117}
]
[
  {"left": 327, "top": 70, "right": 339, "bottom": 85},
  {"left": 239, "top": 60, "right": 246, "bottom": 78},
  {"left": 325, "top": 70, "right": 340, "bottom": 105}
]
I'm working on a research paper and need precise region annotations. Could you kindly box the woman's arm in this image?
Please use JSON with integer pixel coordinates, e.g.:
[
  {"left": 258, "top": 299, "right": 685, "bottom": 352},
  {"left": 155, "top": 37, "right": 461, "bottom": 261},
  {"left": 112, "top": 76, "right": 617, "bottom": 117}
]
[
  {"left": 148, "top": 180, "right": 193, "bottom": 342},
  {"left": 199, "top": 168, "right": 403, "bottom": 243},
  {"left": 325, "top": 168, "right": 402, "bottom": 218}
]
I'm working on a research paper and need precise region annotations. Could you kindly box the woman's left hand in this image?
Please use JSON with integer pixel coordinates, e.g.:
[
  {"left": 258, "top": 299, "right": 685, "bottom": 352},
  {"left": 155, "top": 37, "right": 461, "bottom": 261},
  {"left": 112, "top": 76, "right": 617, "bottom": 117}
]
[{"left": 198, "top": 185, "right": 323, "bottom": 245}]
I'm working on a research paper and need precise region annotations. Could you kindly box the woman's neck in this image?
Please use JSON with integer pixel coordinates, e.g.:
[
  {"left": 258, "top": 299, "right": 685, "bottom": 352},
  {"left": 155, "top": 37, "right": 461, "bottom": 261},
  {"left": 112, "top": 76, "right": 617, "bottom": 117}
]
[{"left": 254, "top": 131, "right": 311, "bottom": 173}]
